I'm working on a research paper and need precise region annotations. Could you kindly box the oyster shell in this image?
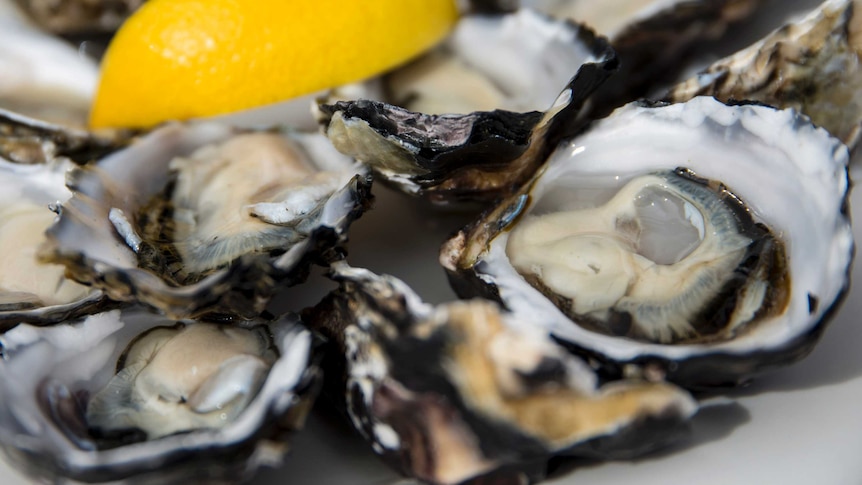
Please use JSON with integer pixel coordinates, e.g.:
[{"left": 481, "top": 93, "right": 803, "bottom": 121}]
[
  {"left": 513, "top": 0, "right": 767, "bottom": 116},
  {"left": 666, "top": 0, "right": 862, "bottom": 148},
  {"left": 0, "top": 1, "right": 99, "bottom": 127},
  {"left": 41, "top": 123, "right": 372, "bottom": 318},
  {"left": 305, "top": 263, "right": 697, "bottom": 484},
  {"left": 0, "top": 3, "right": 130, "bottom": 164},
  {"left": 0, "top": 108, "right": 127, "bottom": 165},
  {"left": 317, "top": 9, "right": 617, "bottom": 205},
  {"left": 0, "top": 155, "right": 116, "bottom": 331},
  {"left": 443, "top": 97, "right": 852, "bottom": 388},
  {"left": 14, "top": 0, "right": 144, "bottom": 36},
  {"left": 383, "top": 8, "right": 610, "bottom": 115},
  {"left": 0, "top": 308, "right": 320, "bottom": 483}
]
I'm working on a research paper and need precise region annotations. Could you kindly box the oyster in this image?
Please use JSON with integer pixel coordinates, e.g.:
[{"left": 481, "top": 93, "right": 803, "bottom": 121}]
[
  {"left": 317, "top": 9, "right": 617, "bottom": 205},
  {"left": 41, "top": 123, "right": 372, "bottom": 318},
  {"left": 666, "top": 0, "right": 862, "bottom": 148},
  {"left": 14, "top": 0, "right": 144, "bottom": 36},
  {"left": 515, "top": 0, "right": 767, "bottom": 116},
  {"left": 0, "top": 1, "right": 99, "bottom": 127},
  {"left": 0, "top": 108, "right": 126, "bottom": 165},
  {"left": 0, "top": 155, "right": 115, "bottom": 331},
  {"left": 86, "top": 322, "right": 279, "bottom": 440},
  {"left": 443, "top": 97, "right": 852, "bottom": 388},
  {"left": 305, "top": 263, "right": 697, "bottom": 485},
  {"left": 0, "top": 2, "right": 130, "bottom": 165},
  {"left": 383, "top": 8, "right": 610, "bottom": 115},
  {"left": 0, "top": 308, "right": 320, "bottom": 483}
]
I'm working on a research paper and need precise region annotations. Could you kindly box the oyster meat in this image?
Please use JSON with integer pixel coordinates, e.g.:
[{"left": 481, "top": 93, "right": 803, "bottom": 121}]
[
  {"left": 41, "top": 123, "right": 372, "bottom": 318},
  {"left": 443, "top": 96, "right": 852, "bottom": 388},
  {"left": 0, "top": 155, "right": 115, "bottom": 331},
  {"left": 0, "top": 308, "right": 320, "bottom": 483},
  {"left": 86, "top": 322, "right": 279, "bottom": 440},
  {"left": 383, "top": 8, "right": 609, "bottom": 115}
]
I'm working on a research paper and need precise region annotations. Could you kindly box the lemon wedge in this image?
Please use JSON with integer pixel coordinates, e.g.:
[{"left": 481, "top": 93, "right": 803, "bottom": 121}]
[{"left": 89, "top": 0, "right": 459, "bottom": 129}]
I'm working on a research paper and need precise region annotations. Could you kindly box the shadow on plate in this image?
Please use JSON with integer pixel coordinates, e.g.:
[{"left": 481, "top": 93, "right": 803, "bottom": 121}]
[{"left": 545, "top": 399, "right": 751, "bottom": 482}]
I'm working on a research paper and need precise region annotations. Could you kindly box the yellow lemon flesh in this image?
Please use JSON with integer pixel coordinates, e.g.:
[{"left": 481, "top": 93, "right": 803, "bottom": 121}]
[{"left": 89, "top": 0, "right": 459, "bottom": 129}]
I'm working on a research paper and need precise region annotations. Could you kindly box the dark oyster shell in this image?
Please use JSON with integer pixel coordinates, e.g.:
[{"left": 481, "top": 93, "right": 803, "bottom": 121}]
[
  {"left": 304, "top": 263, "right": 697, "bottom": 484},
  {"left": 316, "top": 10, "right": 617, "bottom": 205}
]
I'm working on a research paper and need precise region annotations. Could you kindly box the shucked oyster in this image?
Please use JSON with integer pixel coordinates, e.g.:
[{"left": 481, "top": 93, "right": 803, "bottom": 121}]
[
  {"left": 41, "top": 123, "right": 371, "bottom": 318},
  {"left": 0, "top": 308, "right": 320, "bottom": 483},
  {"left": 0, "top": 155, "right": 114, "bottom": 331},
  {"left": 383, "top": 8, "right": 609, "bottom": 116},
  {"left": 443, "top": 97, "right": 852, "bottom": 388},
  {"left": 317, "top": 9, "right": 617, "bottom": 205},
  {"left": 305, "top": 263, "right": 697, "bottom": 485},
  {"left": 86, "top": 322, "right": 279, "bottom": 440},
  {"left": 666, "top": 0, "right": 862, "bottom": 148},
  {"left": 512, "top": 0, "right": 767, "bottom": 116}
]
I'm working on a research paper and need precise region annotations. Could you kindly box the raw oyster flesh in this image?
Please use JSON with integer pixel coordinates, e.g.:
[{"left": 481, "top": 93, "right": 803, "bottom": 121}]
[
  {"left": 443, "top": 96, "right": 852, "bottom": 388},
  {"left": 40, "top": 122, "right": 372, "bottom": 318},
  {"left": 0, "top": 308, "right": 320, "bottom": 483},
  {"left": 666, "top": 0, "right": 862, "bottom": 148},
  {"left": 305, "top": 263, "right": 697, "bottom": 485},
  {"left": 0, "top": 154, "right": 115, "bottom": 331},
  {"left": 317, "top": 9, "right": 617, "bottom": 205}
]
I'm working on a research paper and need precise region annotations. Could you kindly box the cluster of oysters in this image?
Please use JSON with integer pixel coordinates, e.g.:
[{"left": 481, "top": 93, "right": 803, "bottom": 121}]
[{"left": 0, "top": 0, "right": 858, "bottom": 484}]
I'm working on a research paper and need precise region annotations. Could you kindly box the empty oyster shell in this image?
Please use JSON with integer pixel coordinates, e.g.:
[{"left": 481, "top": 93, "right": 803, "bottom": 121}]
[
  {"left": 443, "top": 97, "right": 852, "bottom": 388},
  {"left": 666, "top": 0, "right": 862, "bottom": 148},
  {"left": 305, "top": 263, "right": 697, "bottom": 485},
  {"left": 41, "top": 123, "right": 372, "bottom": 318},
  {"left": 0, "top": 308, "right": 320, "bottom": 483},
  {"left": 317, "top": 10, "right": 617, "bottom": 205}
]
